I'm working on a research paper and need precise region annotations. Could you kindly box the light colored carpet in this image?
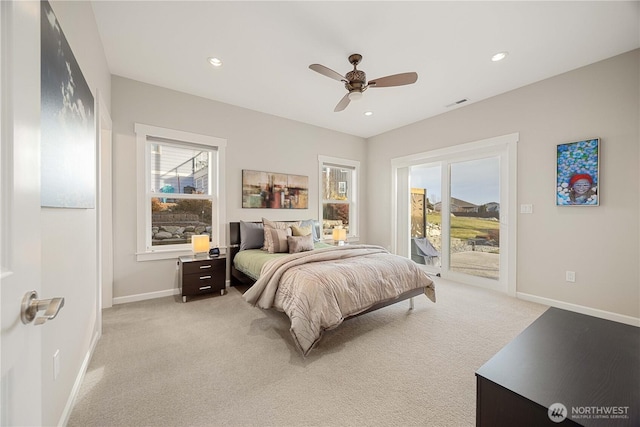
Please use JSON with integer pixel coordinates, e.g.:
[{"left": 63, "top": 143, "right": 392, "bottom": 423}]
[{"left": 68, "top": 278, "right": 547, "bottom": 427}]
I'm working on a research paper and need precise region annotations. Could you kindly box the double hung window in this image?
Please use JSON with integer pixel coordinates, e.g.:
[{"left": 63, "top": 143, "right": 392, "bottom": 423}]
[
  {"left": 318, "top": 155, "right": 359, "bottom": 240},
  {"left": 135, "top": 124, "right": 226, "bottom": 261}
]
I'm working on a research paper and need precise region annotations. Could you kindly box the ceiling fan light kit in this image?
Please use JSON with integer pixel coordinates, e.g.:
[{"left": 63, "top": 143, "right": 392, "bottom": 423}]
[
  {"left": 309, "top": 53, "right": 418, "bottom": 112},
  {"left": 348, "top": 91, "right": 363, "bottom": 101}
]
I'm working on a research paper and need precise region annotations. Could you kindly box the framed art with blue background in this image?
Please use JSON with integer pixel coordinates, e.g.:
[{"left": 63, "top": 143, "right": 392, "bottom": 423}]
[{"left": 556, "top": 138, "right": 599, "bottom": 206}]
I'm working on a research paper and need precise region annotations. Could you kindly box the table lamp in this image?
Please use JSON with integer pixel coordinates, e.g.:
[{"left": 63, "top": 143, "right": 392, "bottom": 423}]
[
  {"left": 191, "top": 234, "right": 210, "bottom": 257},
  {"left": 332, "top": 227, "right": 347, "bottom": 246}
]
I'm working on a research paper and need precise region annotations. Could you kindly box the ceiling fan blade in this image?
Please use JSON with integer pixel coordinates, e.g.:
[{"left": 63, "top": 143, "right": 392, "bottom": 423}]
[
  {"left": 309, "top": 64, "right": 347, "bottom": 83},
  {"left": 334, "top": 93, "right": 350, "bottom": 112},
  {"left": 368, "top": 72, "right": 418, "bottom": 88}
]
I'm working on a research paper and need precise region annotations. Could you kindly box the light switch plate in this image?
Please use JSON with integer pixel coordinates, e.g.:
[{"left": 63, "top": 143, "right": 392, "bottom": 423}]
[{"left": 520, "top": 204, "right": 533, "bottom": 214}]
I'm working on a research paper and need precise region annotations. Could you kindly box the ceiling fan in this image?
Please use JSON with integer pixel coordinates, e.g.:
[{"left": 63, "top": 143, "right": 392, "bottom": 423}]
[{"left": 309, "top": 53, "right": 418, "bottom": 112}]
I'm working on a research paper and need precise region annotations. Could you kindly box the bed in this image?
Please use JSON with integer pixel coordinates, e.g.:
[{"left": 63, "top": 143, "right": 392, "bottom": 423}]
[{"left": 229, "top": 220, "right": 436, "bottom": 355}]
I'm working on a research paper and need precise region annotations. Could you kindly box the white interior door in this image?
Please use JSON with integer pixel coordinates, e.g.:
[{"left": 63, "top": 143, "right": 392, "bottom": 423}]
[{"left": 1, "top": 1, "right": 43, "bottom": 425}]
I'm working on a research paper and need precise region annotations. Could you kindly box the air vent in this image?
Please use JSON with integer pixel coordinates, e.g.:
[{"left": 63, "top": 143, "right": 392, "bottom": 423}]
[{"left": 445, "top": 98, "right": 468, "bottom": 108}]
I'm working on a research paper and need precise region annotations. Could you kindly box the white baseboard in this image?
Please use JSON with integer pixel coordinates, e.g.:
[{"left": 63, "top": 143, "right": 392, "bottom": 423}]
[
  {"left": 113, "top": 288, "right": 180, "bottom": 305},
  {"left": 517, "top": 292, "right": 640, "bottom": 327},
  {"left": 112, "top": 280, "right": 231, "bottom": 305},
  {"left": 57, "top": 328, "right": 100, "bottom": 427}
]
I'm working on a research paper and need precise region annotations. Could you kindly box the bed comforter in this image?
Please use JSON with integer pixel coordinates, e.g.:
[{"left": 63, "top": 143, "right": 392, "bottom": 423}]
[{"left": 243, "top": 245, "right": 436, "bottom": 355}]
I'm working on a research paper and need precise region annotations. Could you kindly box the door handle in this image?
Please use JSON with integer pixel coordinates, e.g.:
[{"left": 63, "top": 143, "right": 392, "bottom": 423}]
[{"left": 20, "top": 290, "right": 65, "bottom": 326}]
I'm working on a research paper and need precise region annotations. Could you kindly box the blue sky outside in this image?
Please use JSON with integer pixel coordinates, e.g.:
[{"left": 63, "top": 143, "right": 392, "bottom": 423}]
[{"left": 411, "top": 157, "right": 500, "bottom": 206}]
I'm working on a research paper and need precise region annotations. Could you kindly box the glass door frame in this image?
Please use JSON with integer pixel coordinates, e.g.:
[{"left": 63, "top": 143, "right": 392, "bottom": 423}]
[{"left": 391, "top": 133, "right": 519, "bottom": 295}]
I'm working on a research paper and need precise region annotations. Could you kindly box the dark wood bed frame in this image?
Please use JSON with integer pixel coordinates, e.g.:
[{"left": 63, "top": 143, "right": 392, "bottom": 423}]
[{"left": 228, "top": 221, "right": 426, "bottom": 318}]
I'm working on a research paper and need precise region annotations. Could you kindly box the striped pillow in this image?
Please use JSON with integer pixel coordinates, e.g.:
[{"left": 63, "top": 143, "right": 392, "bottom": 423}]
[
  {"left": 265, "top": 228, "right": 290, "bottom": 253},
  {"left": 262, "top": 218, "right": 299, "bottom": 251}
]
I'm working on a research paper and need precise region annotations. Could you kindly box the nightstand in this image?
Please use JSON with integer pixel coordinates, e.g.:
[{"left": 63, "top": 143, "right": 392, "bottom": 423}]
[{"left": 178, "top": 255, "right": 226, "bottom": 302}]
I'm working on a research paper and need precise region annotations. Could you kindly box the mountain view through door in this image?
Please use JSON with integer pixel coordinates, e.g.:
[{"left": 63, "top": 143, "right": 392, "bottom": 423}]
[{"left": 410, "top": 156, "right": 500, "bottom": 281}]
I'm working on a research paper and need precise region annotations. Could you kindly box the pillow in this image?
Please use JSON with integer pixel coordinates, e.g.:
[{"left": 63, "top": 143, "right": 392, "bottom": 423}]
[
  {"left": 291, "top": 224, "right": 312, "bottom": 237},
  {"left": 287, "top": 234, "right": 314, "bottom": 253},
  {"left": 262, "top": 218, "right": 300, "bottom": 230},
  {"left": 239, "top": 221, "right": 264, "bottom": 251},
  {"left": 300, "top": 219, "right": 321, "bottom": 242},
  {"left": 262, "top": 218, "right": 300, "bottom": 251},
  {"left": 265, "top": 228, "right": 290, "bottom": 253}
]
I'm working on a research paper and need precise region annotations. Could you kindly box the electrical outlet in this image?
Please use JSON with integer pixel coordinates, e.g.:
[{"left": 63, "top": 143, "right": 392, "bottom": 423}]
[
  {"left": 53, "top": 350, "right": 60, "bottom": 380},
  {"left": 566, "top": 271, "right": 576, "bottom": 283}
]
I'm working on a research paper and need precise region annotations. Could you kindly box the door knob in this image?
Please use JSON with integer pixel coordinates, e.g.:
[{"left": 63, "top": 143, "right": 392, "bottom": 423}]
[{"left": 20, "top": 290, "right": 65, "bottom": 325}]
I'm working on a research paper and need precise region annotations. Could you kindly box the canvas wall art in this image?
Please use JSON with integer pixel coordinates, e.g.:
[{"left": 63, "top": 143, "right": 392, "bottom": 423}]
[
  {"left": 556, "top": 138, "right": 599, "bottom": 206},
  {"left": 242, "top": 170, "right": 309, "bottom": 209},
  {"left": 41, "top": 0, "right": 96, "bottom": 208}
]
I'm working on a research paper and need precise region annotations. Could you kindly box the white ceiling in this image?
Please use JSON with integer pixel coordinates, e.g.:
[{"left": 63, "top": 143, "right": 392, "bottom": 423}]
[{"left": 91, "top": 1, "right": 640, "bottom": 138}]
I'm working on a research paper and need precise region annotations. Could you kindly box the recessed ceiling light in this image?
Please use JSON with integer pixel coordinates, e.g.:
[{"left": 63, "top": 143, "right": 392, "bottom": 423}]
[
  {"left": 364, "top": 111, "right": 373, "bottom": 117},
  {"left": 208, "top": 57, "right": 223, "bottom": 67},
  {"left": 491, "top": 52, "right": 508, "bottom": 62}
]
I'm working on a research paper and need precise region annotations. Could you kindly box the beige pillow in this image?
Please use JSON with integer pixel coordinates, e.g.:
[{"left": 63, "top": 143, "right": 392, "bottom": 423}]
[
  {"left": 291, "top": 224, "right": 312, "bottom": 237},
  {"left": 262, "top": 218, "right": 300, "bottom": 229},
  {"left": 287, "top": 234, "right": 314, "bottom": 253},
  {"left": 262, "top": 218, "right": 300, "bottom": 251},
  {"left": 265, "top": 228, "right": 290, "bottom": 253}
]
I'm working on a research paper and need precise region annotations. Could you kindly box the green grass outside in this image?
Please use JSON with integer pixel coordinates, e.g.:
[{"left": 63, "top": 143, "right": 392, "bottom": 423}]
[{"left": 422, "top": 212, "right": 500, "bottom": 241}]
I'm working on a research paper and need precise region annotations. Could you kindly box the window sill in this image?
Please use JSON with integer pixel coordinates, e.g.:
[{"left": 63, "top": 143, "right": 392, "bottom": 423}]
[{"left": 136, "top": 249, "right": 193, "bottom": 262}]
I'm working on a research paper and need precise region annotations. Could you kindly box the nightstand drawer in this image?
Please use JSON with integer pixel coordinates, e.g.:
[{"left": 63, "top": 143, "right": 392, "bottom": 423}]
[
  {"left": 182, "top": 275, "right": 224, "bottom": 295},
  {"left": 182, "top": 269, "right": 225, "bottom": 287},
  {"left": 183, "top": 258, "right": 224, "bottom": 276}
]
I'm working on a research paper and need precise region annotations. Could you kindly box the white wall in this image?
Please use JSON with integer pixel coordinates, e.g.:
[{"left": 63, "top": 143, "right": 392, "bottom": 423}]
[
  {"left": 366, "top": 50, "right": 640, "bottom": 321},
  {"left": 41, "top": 1, "right": 110, "bottom": 425},
  {"left": 111, "top": 76, "right": 366, "bottom": 299}
]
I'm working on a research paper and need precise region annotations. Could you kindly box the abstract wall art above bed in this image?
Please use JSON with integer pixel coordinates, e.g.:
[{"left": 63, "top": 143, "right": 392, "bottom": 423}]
[{"left": 242, "top": 170, "right": 309, "bottom": 209}]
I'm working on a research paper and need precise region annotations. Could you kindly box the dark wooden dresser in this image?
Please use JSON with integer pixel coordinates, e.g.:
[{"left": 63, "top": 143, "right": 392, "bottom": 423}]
[
  {"left": 476, "top": 307, "right": 639, "bottom": 426},
  {"left": 178, "top": 255, "right": 226, "bottom": 302}
]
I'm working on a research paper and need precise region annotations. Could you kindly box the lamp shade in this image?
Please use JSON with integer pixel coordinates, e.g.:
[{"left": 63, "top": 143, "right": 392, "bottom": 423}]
[
  {"left": 191, "top": 235, "right": 210, "bottom": 255},
  {"left": 332, "top": 228, "right": 347, "bottom": 245}
]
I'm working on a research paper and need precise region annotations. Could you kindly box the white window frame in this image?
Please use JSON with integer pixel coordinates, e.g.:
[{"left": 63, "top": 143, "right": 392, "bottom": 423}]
[
  {"left": 318, "top": 155, "right": 360, "bottom": 241},
  {"left": 391, "top": 132, "right": 518, "bottom": 295},
  {"left": 135, "top": 123, "right": 226, "bottom": 261}
]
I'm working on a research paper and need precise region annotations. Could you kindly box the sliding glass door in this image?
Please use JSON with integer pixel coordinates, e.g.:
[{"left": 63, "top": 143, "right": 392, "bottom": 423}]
[
  {"left": 409, "top": 163, "right": 442, "bottom": 270},
  {"left": 449, "top": 156, "right": 500, "bottom": 280},
  {"left": 392, "top": 134, "right": 517, "bottom": 294}
]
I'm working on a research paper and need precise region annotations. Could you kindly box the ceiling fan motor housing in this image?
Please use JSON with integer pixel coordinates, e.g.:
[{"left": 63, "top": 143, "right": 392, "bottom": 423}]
[{"left": 345, "top": 70, "right": 366, "bottom": 91}]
